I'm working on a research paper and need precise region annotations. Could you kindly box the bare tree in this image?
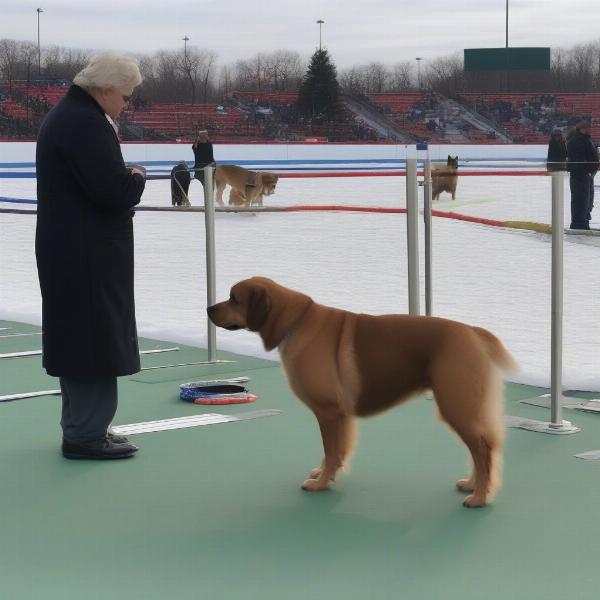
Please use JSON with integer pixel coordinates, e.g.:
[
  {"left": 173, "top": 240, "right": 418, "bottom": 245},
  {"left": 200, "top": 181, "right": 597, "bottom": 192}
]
[
  {"left": 43, "top": 46, "right": 89, "bottom": 81},
  {"left": 262, "top": 50, "right": 304, "bottom": 91},
  {"left": 0, "top": 39, "right": 20, "bottom": 91},
  {"left": 423, "top": 53, "right": 464, "bottom": 96},
  {"left": 0, "top": 40, "right": 37, "bottom": 88},
  {"left": 389, "top": 61, "right": 413, "bottom": 91},
  {"left": 366, "top": 62, "right": 388, "bottom": 93}
]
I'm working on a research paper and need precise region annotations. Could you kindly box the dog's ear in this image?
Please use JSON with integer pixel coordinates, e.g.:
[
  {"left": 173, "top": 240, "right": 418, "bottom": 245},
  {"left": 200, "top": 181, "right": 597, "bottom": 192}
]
[{"left": 247, "top": 285, "right": 271, "bottom": 331}]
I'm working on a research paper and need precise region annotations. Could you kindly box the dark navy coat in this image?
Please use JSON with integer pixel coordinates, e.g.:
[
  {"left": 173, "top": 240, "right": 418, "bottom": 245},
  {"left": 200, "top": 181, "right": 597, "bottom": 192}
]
[
  {"left": 567, "top": 131, "right": 599, "bottom": 178},
  {"left": 35, "top": 85, "right": 145, "bottom": 377}
]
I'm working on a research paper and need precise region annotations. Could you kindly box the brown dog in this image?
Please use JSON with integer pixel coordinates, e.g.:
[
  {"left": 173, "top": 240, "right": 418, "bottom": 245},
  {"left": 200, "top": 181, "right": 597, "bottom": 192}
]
[
  {"left": 207, "top": 277, "right": 515, "bottom": 508},
  {"left": 431, "top": 155, "right": 459, "bottom": 200},
  {"left": 214, "top": 165, "right": 279, "bottom": 208}
]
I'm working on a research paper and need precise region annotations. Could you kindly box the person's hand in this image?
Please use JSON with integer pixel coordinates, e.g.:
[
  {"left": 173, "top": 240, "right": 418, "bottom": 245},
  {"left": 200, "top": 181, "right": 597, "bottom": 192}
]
[{"left": 127, "top": 163, "right": 146, "bottom": 178}]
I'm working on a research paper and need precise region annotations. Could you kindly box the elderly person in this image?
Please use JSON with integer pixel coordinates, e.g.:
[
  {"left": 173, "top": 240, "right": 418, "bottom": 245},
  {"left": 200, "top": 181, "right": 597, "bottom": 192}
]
[
  {"left": 35, "top": 53, "right": 146, "bottom": 460},
  {"left": 567, "top": 119, "right": 599, "bottom": 229}
]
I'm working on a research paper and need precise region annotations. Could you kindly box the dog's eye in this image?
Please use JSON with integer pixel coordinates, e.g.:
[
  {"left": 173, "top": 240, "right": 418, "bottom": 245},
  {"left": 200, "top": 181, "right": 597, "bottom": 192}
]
[{"left": 230, "top": 294, "right": 237, "bottom": 304}]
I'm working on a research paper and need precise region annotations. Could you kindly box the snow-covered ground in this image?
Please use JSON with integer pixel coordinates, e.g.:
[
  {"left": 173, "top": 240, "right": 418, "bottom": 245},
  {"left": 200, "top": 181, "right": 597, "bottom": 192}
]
[{"left": 2, "top": 142, "right": 599, "bottom": 391}]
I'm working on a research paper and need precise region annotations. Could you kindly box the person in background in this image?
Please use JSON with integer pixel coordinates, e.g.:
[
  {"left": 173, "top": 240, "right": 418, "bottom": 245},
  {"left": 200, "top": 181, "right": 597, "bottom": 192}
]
[
  {"left": 35, "top": 53, "right": 146, "bottom": 460},
  {"left": 546, "top": 128, "right": 567, "bottom": 172},
  {"left": 192, "top": 129, "right": 215, "bottom": 187},
  {"left": 566, "top": 119, "right": 599, "bottom": 229}
]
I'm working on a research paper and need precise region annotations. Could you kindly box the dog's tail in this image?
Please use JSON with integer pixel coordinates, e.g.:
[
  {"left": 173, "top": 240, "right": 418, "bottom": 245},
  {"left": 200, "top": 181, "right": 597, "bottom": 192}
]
[{"left": 472, "top": 326, "right": 518, "bottom": 373}]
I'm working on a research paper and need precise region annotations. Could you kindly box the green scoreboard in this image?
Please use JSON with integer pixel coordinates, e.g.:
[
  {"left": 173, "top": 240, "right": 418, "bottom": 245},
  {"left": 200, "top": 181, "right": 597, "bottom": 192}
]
[{"left": 464, "top": 48, "right": 550, "bottom": 71}]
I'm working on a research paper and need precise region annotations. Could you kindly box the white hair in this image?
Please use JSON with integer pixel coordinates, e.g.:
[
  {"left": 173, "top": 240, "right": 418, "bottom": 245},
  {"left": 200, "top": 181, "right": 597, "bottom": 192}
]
[{"left": 73, "top": 52, "right": 142, "bottom": 92}]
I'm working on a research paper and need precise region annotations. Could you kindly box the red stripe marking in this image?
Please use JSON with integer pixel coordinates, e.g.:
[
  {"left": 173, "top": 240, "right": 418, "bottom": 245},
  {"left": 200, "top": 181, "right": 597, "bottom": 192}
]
[{"left": 278, "top": 170, "right": 548, "bottom": 178}]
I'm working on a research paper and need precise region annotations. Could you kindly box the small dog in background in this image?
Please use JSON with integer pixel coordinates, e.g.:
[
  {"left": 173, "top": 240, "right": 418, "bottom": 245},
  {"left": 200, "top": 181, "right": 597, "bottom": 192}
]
[
  {"left": 215, "top": 165, "right": 279, "bottom": 208},
  {"left": 432, "top": 155, "right": 459, "bottom": 200},
  {"left": 170, "top": 161, "right": 191, "bottom": 207}
]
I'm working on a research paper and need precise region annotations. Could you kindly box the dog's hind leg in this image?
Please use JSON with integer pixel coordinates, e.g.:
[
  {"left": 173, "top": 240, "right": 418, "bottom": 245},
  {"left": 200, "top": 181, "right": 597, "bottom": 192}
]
[
  {"left": 303, "top": 411, "right": 356, "bottom": 491},
  {"left": 432, "top": 364, "right": 504, "bottom": 508},
  {"left": 462, "top": 432, "right": 503, "bottom": 508}
]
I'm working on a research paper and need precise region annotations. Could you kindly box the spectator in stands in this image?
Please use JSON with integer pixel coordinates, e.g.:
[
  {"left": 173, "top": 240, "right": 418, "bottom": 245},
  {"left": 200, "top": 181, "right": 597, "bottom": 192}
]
[
  {"left": 35, "top": 52, "right": 146, "bottom": 460},
  {"left": 546, "top": 129, "right": 567, "bottom": 172},
  {"left": 566, "top": 119, "right": 599, "bottom": 229},
  {"left": 192, "top": 129, "right": 215, "bottom": 186}
]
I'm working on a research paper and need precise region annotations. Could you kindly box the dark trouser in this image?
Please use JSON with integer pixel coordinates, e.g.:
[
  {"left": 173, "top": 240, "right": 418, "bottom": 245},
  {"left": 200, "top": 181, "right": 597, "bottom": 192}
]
[
  {"left": 59, "top": 376, "right": 118, "bottom": 443},
  {"left": 194, "top": 163, "right": 207, "bottom": 185},
  {"left": 570, "top": 174, "right": 592, "bottom": 229},
  {"left": 589, "top": 176, "right": 595, "bottom": 221}
]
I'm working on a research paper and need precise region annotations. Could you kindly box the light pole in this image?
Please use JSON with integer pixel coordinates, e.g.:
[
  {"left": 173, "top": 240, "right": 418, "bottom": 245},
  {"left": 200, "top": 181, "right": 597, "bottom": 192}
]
[
  {"left": 182, "top": 36, "right": 189, "bottom": 62},
  {"left": 316, "top": 20, "right": 324, "bottom": 51},
  {"left": 36, "top": 8, "right": 43, "bottom": 78},
  {"left": 505, "top": 0, "right": 510, "bottom": 91},
  {"left": 416, "top": 57, "right": 422, "bottom": 89},
  {"left": 506, "top": 0, "right": 509, "bottom": 48}
]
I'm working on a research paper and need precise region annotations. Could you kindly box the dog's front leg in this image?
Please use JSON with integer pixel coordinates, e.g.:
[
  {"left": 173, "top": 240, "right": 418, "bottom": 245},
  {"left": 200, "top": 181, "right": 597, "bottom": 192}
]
[
  {"left": 302, "top": 411, "right": 355, "bottom": 491},
  {"left": 215, "top": 183, "right": 225, "bottom": 207}
]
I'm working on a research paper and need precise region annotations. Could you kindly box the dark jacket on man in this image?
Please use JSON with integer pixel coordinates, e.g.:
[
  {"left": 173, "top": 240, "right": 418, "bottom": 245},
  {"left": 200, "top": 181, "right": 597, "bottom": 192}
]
[
  {"left": 35, "top": 85, "right": 146, "bottom": 377},
  {"left": 567, "top": 130, "right": 599, "bottom": 178},
  {"left": 192, "top": 140, "right": 215, "bottom": 183},
  {"left": 546, "top": 134, "right": 567, "bottom": 172}
]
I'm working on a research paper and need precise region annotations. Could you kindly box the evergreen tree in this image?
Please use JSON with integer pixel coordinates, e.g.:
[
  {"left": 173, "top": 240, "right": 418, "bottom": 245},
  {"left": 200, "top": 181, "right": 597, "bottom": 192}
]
[{"left": 297, "top": 49, "right": 342, "bottom": 120}]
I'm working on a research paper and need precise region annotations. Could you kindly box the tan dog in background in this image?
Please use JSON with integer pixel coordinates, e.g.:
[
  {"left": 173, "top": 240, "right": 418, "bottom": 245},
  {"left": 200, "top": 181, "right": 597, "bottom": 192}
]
[
  {"left": 214, "top": 165, "right": 279, "bottom": 207},
  {"left": 432, "top": 155, "right": 459, "bottom": 200},
  {"left": 208, "top": 277, "right": 515, "bottom": 509}
]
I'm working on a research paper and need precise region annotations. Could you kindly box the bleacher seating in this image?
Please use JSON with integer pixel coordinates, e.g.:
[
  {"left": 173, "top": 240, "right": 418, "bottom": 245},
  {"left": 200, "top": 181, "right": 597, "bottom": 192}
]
[
  {"left": 2, "top": 79, "right": 600, "bottom": 143},
  {"left": 123, "top": 103, "right": 256, "bottom": 139},
  {"left": 12, "top": 83, "right": 68, "bottom": 106},
  {"left": 461, "top": 93, "right": 600, "bottom": 142}
]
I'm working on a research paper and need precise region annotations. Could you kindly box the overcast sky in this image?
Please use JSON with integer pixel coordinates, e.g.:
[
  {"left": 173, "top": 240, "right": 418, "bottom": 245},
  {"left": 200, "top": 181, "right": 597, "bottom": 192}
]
[{"left": 3, "top": 0, "right": 600, "bottom": 69}]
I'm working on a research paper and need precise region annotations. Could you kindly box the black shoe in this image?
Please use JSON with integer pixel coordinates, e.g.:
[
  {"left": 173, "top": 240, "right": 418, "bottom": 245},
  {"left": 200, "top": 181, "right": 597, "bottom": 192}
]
[
  {"left": 106, "top": 432, "right": 132, "bottom": 445},
  {"left": 62, "top": 436, "right": 138, "bottom": 460}
]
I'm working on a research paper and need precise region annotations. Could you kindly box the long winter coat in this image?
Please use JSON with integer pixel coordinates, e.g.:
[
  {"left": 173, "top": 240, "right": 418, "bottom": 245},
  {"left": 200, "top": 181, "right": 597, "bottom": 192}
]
[
  {"left": 567, "top": 130, "right": 599, "bottom": 178},
  {"left": 546, "top": 135, "right": 567, "bottom": 172},
  {"left": 35, "top": 85, "right": 145, "bottom": 377}
]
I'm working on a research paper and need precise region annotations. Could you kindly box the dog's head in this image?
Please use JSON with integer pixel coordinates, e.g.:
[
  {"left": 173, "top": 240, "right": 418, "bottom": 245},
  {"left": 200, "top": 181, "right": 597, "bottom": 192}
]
[
  {"left": 446, "top": 155, "right": 459, "bottom": 170},
  {"left": 259, "top": 173, "right": 279, "bottom": 196},
  {"left": 207, "top": 277, "right": 312, "bottom": 351}
]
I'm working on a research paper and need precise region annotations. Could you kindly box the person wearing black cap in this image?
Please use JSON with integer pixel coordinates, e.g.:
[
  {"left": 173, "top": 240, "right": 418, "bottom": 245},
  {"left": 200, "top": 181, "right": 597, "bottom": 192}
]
[
  {"left": 546, "top": 129, "right": 567, "bottom": 172},
  {"left": 566, "top": 119, "right": 599, "bottom": 229}
]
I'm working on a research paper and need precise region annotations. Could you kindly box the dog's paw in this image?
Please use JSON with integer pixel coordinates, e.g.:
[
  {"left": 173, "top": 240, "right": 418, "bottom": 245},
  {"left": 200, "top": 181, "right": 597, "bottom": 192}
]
[
  {"left": 301, "top": 478, "right": 330, "bottom": 492},
  {"left": 462, "top": 494, "right": 486, "bottom": 508},
  {"left": 456, "top": 479, "right": 475, "bottom": 493},
  {"left": 309, "top": 467, "right": 323, "bottom": 479}
]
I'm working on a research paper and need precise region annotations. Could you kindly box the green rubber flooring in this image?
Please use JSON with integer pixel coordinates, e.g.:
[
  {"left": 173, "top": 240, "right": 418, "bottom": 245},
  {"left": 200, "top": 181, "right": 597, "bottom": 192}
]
[{"left": 1, "top": 319, "right": 600, "bottom": 600}]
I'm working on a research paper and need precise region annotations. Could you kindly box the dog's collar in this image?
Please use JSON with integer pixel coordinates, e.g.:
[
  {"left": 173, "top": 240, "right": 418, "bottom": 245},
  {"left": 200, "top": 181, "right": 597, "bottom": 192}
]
[
  {"left": 278, "top": 328, "right": 294, "bottom": 352},
  {"left": 277, "top": 301, "right": 313, "bottom": 352}
]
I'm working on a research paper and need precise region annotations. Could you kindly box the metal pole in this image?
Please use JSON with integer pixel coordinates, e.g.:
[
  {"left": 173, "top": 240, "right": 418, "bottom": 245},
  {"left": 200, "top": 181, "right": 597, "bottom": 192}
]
[
  {"left": 317, "top": 20, "right": 324, "bottom": 50},
  {"left": 37, "top": 8, "right": 43, "bottom": 78},
  {"left": 550, "top": 171, "right": 564, "bottom": 426},
  {"left": 405, "top": 158, "right": 420, "bottom": 315},
  {"left": 183, "top": 36, "right": 189, "bottom": 61},
  {"left": 423, "top": 157, "right": 432, "bottom": 316},
  {"left": 203, "top": 165, "right": 217, "bottom": 362},
  {"left": 506, "top": 0, "right": 509, "bottom": 48}
]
